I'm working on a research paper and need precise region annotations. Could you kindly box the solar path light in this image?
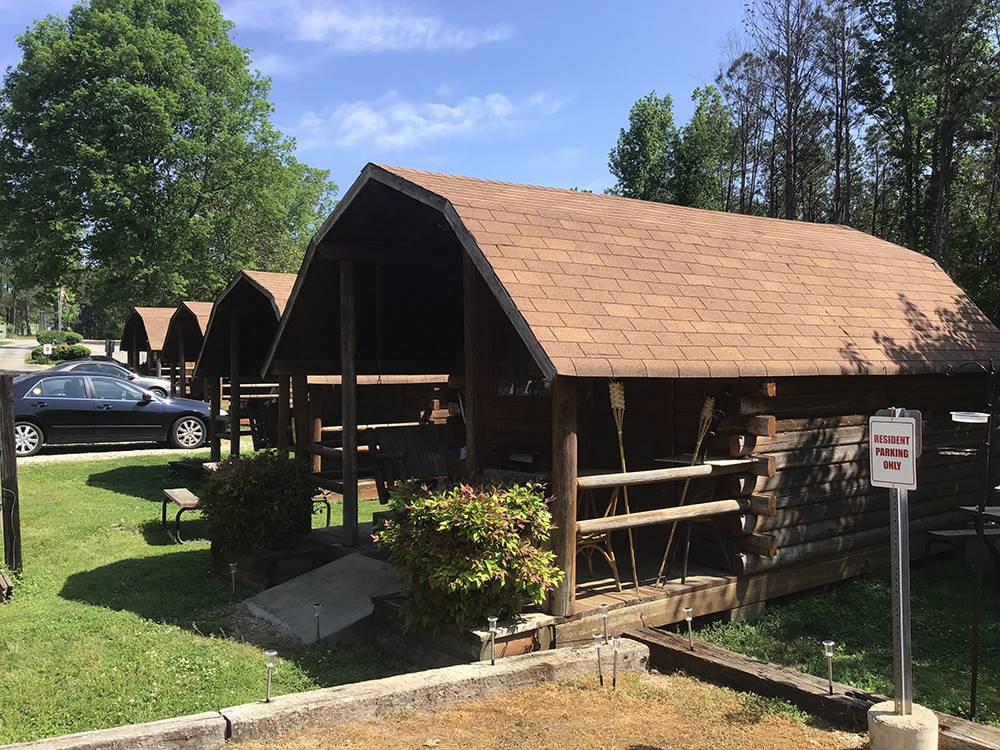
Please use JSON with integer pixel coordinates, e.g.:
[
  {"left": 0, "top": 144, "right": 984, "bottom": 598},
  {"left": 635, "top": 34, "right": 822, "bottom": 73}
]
[
  {"left": 313, "top": 603, "right": 322, "bottom": 643},
  {"left": 263, "top": 650, "right": 277, "bottom": 703},
  {"left": 683, "top": 607, "right": 694, "bottom": 651},
  {"left": 488, "top": 617, "right": 498, "bottom": 666},
  {"left": 611, "top": 635, "right": 621, "bottom": 690},
  {"left": 593, "top": 632, "right": 604, "bottom": 686},
  {"left": 823, "top": 640, "right": 836, "bottom": 694},
  {"left": 600, "top": 603, "right": 609, "bottom": 643}
]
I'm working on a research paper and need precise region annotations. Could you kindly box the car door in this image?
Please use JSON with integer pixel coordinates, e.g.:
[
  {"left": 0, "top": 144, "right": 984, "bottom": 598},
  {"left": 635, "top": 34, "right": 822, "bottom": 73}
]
[
  {"left": 88, "top": 376, "right": 165, "bottom": 442},
  {"left": 21, "top": 375, "right": 95, "bottom": 443}
]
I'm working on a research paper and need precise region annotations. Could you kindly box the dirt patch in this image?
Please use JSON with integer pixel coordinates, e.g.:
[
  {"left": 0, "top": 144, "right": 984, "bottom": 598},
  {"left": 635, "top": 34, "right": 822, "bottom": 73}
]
[{"left": 237, "top": 671, "right": 867, "bottom": 750}]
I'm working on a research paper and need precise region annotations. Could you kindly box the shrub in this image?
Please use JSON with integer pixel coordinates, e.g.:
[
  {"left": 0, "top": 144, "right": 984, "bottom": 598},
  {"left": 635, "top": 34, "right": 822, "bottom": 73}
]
[
  {"left": 199, "top": 450, "right": 315, "bottom": 552},
  {"left": 376, "top": 483, "right": 564, "bottom": 629},
  {"left": 36, "top": 329, "right": 82, "bottom": 346},
  {"left": 29, "top": 343, "right": 91, "bottom": 364}
]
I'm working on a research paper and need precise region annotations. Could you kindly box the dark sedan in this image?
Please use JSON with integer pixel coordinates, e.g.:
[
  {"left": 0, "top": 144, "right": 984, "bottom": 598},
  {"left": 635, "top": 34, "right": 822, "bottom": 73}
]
[{"left": 12, "top": 371, "right": 227, "bottom": 457}]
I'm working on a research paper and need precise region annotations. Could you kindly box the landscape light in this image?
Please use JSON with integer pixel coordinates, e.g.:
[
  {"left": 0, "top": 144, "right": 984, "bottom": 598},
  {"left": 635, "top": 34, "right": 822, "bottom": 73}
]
[
  {"left": 313, "top": 603, "right": 322, "bottom": 643},
  {"left": 488, "top": 616, "right": 498, "bottom": 666},
  {"left": 593, "top": 632, "right": 604, "bottom": 687},
  {"left": 600, "top": 603, "right": 609, "bottom": 643},
  {"left": 950, "top": 411, "right": 990, "bottom": 424},
  {"left": 263, "top": 650, "right": 277, "bottom": 703},
  {"left": 683, "top": 607, "right": 694, "bottom": 651},
  {"left": 611, "top": 635, "right": 622, "bottom": 690},
  {"left": 822, "top": 640, "right": 836, "bottom": 695},
  {"left": 228, "top": 562, "right": 237, "bottom": 595}
]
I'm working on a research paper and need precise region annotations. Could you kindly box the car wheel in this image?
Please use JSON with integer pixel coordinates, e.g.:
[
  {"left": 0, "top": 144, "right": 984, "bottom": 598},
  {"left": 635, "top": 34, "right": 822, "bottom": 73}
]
[
  {"left": 171, "top": 416, "right": 206, "bottom": 450},
  {"left": 14, "top": 422, "right": 44, "bottom": 457},
  {"left": 150, "top": 387, "right": 168, "bottom": 398}
]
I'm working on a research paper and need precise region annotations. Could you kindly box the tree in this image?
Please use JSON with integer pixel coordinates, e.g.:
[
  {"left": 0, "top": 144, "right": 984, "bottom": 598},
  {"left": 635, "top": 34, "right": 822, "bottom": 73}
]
[
  {"left": 668, "top": 87, "right": 734, "bottom": 210},
  {"left": 745, "top": 0, "right": 825, "bottom": 219},
  {"left": 0, "top": 0, "right": 335, "bottom": 332},
  {"left": 607, "top": 91, "right": 676, "bottom": 201}
]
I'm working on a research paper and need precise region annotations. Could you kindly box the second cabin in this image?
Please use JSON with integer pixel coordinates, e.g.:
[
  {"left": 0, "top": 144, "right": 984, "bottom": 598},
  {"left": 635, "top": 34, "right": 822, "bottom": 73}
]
[{"left": 265, "top": 163, "right": 1000, "bottom": 631}]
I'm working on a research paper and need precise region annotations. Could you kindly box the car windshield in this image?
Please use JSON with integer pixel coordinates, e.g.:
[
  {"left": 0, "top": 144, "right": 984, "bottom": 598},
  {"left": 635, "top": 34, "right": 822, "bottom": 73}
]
[{"left": 91, "top": 377, "right": 146, "bottom": 401}]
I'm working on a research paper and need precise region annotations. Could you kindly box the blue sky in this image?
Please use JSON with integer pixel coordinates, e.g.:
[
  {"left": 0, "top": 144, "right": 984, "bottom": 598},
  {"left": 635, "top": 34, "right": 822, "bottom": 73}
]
[{"left": 0, "top": 0, "right": 746, "bottom": 195}]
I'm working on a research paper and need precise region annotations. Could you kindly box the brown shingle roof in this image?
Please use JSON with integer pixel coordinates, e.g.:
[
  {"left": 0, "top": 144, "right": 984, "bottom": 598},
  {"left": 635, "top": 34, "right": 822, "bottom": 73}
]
[
  {"left": 181, "top": 301, "right": 213, "bottom": 335},
  {"left": 243, "top": 270, "right": 295, "bottom": 316},
  {"left": 379, "top": 165, "right": 1000, "bottom": 378},
  {"left": 123, "top": 306, "right": 174, "bottom": 352}
]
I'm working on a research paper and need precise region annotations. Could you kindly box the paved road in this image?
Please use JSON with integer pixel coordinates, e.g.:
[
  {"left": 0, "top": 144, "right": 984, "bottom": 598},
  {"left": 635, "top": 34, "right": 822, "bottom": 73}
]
[{"left": 0, "top": 338, "right": 129, "bottom": 375}]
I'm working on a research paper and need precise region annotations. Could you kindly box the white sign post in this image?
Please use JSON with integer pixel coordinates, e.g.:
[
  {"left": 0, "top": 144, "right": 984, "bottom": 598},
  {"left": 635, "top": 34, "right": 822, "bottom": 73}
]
[{"left": 869, "top": 408, "right": 922, "bottom": 717}]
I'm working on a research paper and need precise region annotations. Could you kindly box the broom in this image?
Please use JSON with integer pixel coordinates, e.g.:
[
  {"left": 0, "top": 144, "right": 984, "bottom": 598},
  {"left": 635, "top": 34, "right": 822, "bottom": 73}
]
[
  {"left": 655, "top": 394, "right": 716, "bottom": 586},
  {"left": 609, "top": 381, "right": 641, "bottom": 592}
]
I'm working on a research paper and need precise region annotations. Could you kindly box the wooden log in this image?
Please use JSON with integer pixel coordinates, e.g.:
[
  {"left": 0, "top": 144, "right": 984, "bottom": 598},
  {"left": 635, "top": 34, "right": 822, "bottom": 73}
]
[
  {"left": 549, "top": 376, "right": 578, "bottom": 618},
  {"left": 735, "top": 510, "right": 967, "bottom": 575},
  {"left": 741, "top": 533, "right": 777, "bottom": 556},
  {"left": 341, "top": 260, "right": 358, "bottom": 547},
  {"left": 576, "top": 498, "right": 746, "bottom": 535},
  {"left": 308, "top": 389, "right": 322, "bottom": 474},
  {"left": 577, "top": 458, "right": 760, "bottom": 491},
  {"left": 713, "top": 415, "right": 776, "bottom": 437},
  {"left": 0, "top": 374, "right": 22, "bottom": 574}
]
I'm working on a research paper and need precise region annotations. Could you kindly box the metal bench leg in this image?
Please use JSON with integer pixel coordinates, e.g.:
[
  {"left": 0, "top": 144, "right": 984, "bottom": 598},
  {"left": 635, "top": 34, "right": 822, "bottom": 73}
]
[
  {"left": 325, "top": 500, "right": 331, "bottom": 528},
  {"left": 175, "top": 508, "right": 187, "bottom": 544},
  {"left": 162, "top": 499, "right": 168, "bottom": 529}
]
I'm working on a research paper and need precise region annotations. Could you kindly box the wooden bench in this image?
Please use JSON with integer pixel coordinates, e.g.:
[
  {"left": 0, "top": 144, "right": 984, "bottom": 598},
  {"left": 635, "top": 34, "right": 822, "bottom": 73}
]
[
  {"left": 926, "top": 527, "right": 1000, "bottom": 585},
  {"left": 162, "top": 488, "right": 201, "bottom": 544},
  {"left": 161, "top": 487, "right": 334, "bottom": 543},
  {"left": 368, "top": 424, "right": 450, "bottom": 503}
]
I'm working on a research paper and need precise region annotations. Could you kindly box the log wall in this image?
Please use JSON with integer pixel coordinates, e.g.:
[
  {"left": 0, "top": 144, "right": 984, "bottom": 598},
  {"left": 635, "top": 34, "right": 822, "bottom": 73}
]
[{"left": 674, "top": 373, "right": 997, "bottom": 578}]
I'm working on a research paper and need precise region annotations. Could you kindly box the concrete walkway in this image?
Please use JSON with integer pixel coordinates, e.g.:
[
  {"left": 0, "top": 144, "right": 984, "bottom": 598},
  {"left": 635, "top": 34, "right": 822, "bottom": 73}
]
[{"left": 244, "top": 553, "right": 404, "bottom": 643}]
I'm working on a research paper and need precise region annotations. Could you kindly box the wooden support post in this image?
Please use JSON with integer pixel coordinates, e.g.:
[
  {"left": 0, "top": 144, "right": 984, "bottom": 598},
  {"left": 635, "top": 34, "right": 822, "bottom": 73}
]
[
  {"left": 229, "top": 317, "right": 241, "bottom": 457},
  {"left": 170, "top": 364, "right": 177, "bottom": 397},
  {"left": 1, "top": 374, "right": 22, "bottom": 574},
  {"left": 277, "top": 376, "right": 291, "bottom": 454},
  {"left": 177, "top": 329, "right": 186, "bottom": 398},
  {"left": 308, "top": 386, "right": 322, "bottom": 474},
  {"left": 292, "top": 375, "right": 309, "bottom": 459},
  {"left": 209, "top": 377, "right": 221, "bottom": 462},
  {"left": 463, "top": 254, "right": 490, "bottom": 475},
  {"left": 154, "top": 352, "right": 162, "bottom": 378},
  {"left": 550, "top": 375, "right": 578, "bottom": 617},
  {"left": 341, "top": 260, "right": 358, "bottom": 547}
]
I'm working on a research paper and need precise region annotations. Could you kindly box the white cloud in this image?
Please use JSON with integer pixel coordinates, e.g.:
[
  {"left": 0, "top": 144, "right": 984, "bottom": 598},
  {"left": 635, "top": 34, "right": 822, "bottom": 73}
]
[
  {"left": 252, "top": 52, "right": 297, "bottom": 77},
  {"left": 224, "top": 0, "right": 513, "bottom": 52},
  {"left": 291, "top": 90, "right": 565, "bottom": 152}
]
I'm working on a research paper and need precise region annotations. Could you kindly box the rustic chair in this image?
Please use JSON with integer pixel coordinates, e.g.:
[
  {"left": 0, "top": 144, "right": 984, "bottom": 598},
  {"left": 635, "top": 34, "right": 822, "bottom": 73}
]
[
  {"left": 367, "top": 424, "right": 450, "bottom": 503},
  {"left": 576, "top": 484, "right": 624, "bottom": 592}
]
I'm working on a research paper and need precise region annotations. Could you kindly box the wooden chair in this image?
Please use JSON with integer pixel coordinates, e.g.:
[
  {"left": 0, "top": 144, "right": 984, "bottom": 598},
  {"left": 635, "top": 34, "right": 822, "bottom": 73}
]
[
  {"left": 576, "top": 484, "right": 624, "bottom": 592},
  {"left": 367, "top": 424, "right": 450, "bottom": 503}
]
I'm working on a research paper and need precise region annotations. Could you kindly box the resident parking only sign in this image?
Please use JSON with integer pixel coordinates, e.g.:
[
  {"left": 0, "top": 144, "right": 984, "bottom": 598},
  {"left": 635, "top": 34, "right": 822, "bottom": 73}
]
[{"left": 869, "top": 410, "right": 921, "bottom": 491}]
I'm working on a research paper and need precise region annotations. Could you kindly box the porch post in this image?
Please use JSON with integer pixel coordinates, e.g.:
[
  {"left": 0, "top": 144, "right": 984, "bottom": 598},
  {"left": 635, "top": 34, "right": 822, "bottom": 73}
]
[
  {"left": 277, "top": 375, "right": 291, "bottom": 454},
  {"left": 177, "top": 328, "right": 186, "bottom": 397},
  {"left": 462, "top": 254, "right": 490, "bottom": 475},
  {"left": 292, "top": 375, "right": 308, "bottom": 459},
  {"left": 154, "top": 352, "right": 162, "bottom": 378},
  {"left": 229, "top": 316, "right": 240, "bottom": 457},
  {"left": 170, "top": 364, "right": 177, "bottom": 397},
  {"left": 308, "top": 386, "right": 322, "bottom": 474},
  {"left": 209, "top": 377, "right": 221, "bottom": 462},
  {"left": 550, "top": 375, "right": 578, "bottom": 617},
  {"left": 341, "top": 260, "right": 358, "bottom": 547}
]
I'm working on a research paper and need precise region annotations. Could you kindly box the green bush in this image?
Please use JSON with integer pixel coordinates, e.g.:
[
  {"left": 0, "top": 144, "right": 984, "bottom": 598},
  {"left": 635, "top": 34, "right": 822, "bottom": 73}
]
[
  {"left": 199, "top": 450, "right": 315, "bottom": 553},
  {"left": 376, "top": 483, "right": 564, "bottom": 629},
  {"left": 29, "top": 343, "right": 91, "bottom": 364},
  {"left": 36, "top": 329, "right": 82, "bottom": 346}
]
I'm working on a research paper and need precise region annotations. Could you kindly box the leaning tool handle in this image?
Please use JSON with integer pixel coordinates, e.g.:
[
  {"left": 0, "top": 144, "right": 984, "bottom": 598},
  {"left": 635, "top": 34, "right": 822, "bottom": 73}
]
[
  {"left": 656, "top": 396, "right": 724, "bottom": 585},
  {"left": 609, "top": 381, "right": 641, "bottom": 592}
]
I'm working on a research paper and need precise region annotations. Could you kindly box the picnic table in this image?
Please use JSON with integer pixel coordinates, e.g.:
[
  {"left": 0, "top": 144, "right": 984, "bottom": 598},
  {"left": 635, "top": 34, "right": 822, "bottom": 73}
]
[{"left": 926, "top": 506, "right": 1000, "bottom": 584}]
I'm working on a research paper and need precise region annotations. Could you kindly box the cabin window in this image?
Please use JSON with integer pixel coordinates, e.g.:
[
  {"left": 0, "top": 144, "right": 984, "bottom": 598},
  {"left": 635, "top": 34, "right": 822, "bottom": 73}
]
[{"left": 495, "top": 319, "right": 546, "bottom": 398}]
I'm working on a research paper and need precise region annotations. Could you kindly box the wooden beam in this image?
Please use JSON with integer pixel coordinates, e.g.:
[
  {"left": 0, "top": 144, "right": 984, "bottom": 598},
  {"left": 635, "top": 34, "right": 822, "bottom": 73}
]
[
  {"left": 463, "top": 253, "right": 490, "bottom": 475},
  {"left": 177, "top": 327, "right": 186, "bottom": 397},
  {"left": 318, "top": 241, "right": 452, "bottom": 266},
  {"left": 341, "top": 260, "right": 358, "bottom": 547},
  {"left": 549, "top": 376, "right": 578, "bottom": 618},
  {"left": 0, "top": 374, "right": 22, "bottom": 574},
  {"left": 277, "top": 376, "right": 290, "bottom": 454},
  {"left": 292, "top": 375, "right": 309, "bottom": 459},
  {"left": 715, "top": 415, "right": 776, "bottom": 437},
  {"left": 209, "top": 377, "right": 221, "bottom": 462},
  {"left": 576, "top": 498, "right": 746, "bottom": 535},
  {"left": 229, "top": 317, "right": 240, "bottom": 458},
  {"left": 308, "top": 387, "right": 323, "bottom": 474}
]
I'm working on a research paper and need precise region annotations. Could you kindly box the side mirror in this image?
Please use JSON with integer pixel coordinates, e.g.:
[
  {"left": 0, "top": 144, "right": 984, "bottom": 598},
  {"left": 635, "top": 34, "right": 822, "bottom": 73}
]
[
  {"left": 141, "top": 392, "right": 153, "bottom": 403},
  {"left": 127, "top": 373, "right": 136, "bottom": 380}
]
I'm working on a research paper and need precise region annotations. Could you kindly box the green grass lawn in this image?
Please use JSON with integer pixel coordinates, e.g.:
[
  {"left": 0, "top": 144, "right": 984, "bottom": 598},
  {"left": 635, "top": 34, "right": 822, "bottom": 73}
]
[
  {"left": 695, "top": 557, "right": 1000, "bottom": 723},
  {"left": 0, "top": 453, "right": 395, "bottom": 744}
]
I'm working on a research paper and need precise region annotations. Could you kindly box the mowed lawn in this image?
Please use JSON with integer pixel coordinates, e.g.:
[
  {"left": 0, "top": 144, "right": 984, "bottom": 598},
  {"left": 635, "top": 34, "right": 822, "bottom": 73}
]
[
  {"left": 696, "top": 558, "right": 1000, "bottom": 724},
  {"left": 0, "top": 452, "right": 396, "bottom": 744}
]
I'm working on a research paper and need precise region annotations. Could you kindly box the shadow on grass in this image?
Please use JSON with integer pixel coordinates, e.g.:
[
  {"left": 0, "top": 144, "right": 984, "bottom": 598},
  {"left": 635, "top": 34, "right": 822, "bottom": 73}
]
[
  {"left": 58, "top": 548, "right": 411, "bottom": 688},
  {"left": 86, "top": 463, "right": 179, "bottom": 503},
  {"left": 139, "top": 518, "right": 210, "bottom": 546}
]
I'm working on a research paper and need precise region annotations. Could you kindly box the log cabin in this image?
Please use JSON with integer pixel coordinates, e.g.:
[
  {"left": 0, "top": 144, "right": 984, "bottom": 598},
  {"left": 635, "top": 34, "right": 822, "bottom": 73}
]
[
  {"left": 263, "top": 163, "right": 1000, "bottom": 630},
  {"left": 120, "top": 306, "right": 174, "bottom": 374},
  {"left": 161, "top": 301, "right": 213, "bottom": 397}
]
